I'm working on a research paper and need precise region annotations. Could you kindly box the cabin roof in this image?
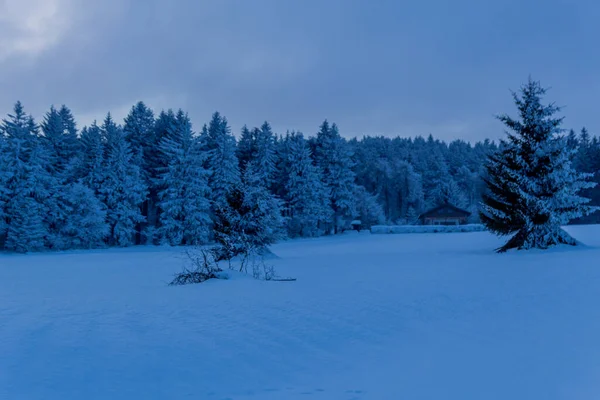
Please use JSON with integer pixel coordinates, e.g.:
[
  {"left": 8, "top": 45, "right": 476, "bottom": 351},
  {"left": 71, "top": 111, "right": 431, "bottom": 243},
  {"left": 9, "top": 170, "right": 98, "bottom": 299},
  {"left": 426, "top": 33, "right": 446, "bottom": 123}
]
[{"left": 419, "top": 203, "right": 471, "bottom": 219}]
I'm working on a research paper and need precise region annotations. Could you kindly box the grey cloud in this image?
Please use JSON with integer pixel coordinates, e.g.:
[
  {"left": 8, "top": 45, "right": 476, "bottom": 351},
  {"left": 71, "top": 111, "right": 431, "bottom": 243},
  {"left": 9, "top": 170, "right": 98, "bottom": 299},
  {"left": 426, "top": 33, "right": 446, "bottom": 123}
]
[{"left": 1, "top": 0, "right": 599, "bottom": 141}]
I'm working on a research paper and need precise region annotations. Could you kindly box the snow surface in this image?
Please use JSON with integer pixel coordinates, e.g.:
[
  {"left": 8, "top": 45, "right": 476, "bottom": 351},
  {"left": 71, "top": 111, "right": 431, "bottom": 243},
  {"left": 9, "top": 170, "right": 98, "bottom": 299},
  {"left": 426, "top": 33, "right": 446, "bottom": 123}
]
[
  {"left": 2, "top": 226, "right": 600, "bottom": 399},
  {"left": 371, "top": 224, "right": 486, "bottom": 234}
]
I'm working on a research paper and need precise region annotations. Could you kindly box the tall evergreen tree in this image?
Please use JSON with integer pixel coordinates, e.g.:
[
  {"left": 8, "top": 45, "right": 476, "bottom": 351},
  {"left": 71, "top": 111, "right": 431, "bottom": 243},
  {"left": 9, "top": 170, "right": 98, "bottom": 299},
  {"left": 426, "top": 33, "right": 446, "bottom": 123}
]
[
  {"left": 566, "top": 129, "right": 579, "bottom": 152},
  {"left": 79, "top": 122, "right": 105, "bottom": 194},
  {"left": 0, "top": 133, "right": 9, "bottom": 247},
  {"left": 157, "top": 110, "right": 212, "bottom": 245},
  {"left": 1, "top": 105, "right": 51, "bottom": 252},
  {"left": 202, "top": 112, "right": 241, "bottom": 205},
  {"left": 314, "top": 121, "right": 357, "bottom": 232},
  {"left": 353, "top": 185, "right": 385, "bottom": 228},
  {"left": 98, "top": 116, "right": 147, "bottom": 247},
  {"left": 123, "top": 102, "right": 156, "bottom": 243},
  {"left": 282, "top": 132, "right": 332, "bottom": 237},
  {"left": 142, "top": 109, "right": 179, "bottom": 238},
  {"left": 480, "top": 78, "right": 596, "bottom": 252},
  {"left": 236, "top": 125, "right": 255, "bottom": 171},
  {"left": 41, "top": 106, "right": 76, "bottom": 179},
  {"left": 124, "top": 101, "right": 155, "bottom": 176},
  {"left": 253, "top": 122, "right": 277, "bottom": 185}
]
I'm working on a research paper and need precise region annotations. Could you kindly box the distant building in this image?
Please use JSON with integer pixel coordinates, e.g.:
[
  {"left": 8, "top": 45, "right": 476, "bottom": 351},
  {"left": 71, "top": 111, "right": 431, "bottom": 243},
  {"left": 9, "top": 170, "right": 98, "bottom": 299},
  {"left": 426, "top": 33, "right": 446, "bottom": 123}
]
[{"left": 419, "top": 203, "right": 471, "bottom": 225}]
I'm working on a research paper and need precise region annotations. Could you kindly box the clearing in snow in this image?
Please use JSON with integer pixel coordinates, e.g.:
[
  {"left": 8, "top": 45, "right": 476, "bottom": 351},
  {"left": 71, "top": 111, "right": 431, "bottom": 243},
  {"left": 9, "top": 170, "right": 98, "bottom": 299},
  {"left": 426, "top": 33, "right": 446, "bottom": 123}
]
[{"left": 1, "top": 226, "right": 600, "bottom": 399}]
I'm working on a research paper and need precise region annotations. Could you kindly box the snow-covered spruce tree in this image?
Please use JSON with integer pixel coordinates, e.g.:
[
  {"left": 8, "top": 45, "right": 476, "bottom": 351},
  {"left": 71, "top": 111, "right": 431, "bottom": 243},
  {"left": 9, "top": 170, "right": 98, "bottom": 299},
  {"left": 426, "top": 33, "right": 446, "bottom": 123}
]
[
  {"left": 282, "top": 132, "right": 333, "bottom": 237},
  {"left": 98, "top": 115, "right": 147, "bottom": 247},
  {"left": 157, "top": 110, "right": 212, "bottom": 245},
  {"left": 0, "top": 133, "right": 9, "bottom": 247},
  {"left": 236, "top": 125, "right": 256, "bottom": 171},
  {"left": 212, "top": 163, "right": 283, "bottom": 261},
  {"left": 124, "top": 101, "right": 156, "bottom": 174},
  {"left": 40, "top": 107, "right": 107, "bottom": 250},
  {"left": 0, "top": 103, "right": 53, "bottom": 252},
  {"left": 253, "top": 122, "right": 278, "bottom": 185},
  {"left": 353, "top": 185, "right": 385, "bottom": 229},
  {"left": 123, "top": 102, "right": 156, "bottom": 243},
  {"left": 143, "top": 109, "right": 178, "bottom": 241},
  {"left": 237, "top": 122, "right": 278, "bottom": 187},
  {"left": 4, "top": 155, "right": 48, "bottom": 253},
  {"left": 79, "top": 122, "right": 106, "bottom": 194},
  {"left": 314, "top": 121, "right": 357, "bottom": 233},
  {"left": 480, "top": 78, "right": 596, "bottom": 252},
  {"left": 41, "top": 105, "right": 80, "bottom": 182},
  {"left": 392, "top": 160, "right": 425, "bottom": 221},
  {"left": 52, "top": 183, "right": 109, "bottom": 249},
  {"left": 202, "top": 112, "right": 241, "bottom": 205},
  {"left": 430, "top": 178, "right": 469, "bottom": 210}
]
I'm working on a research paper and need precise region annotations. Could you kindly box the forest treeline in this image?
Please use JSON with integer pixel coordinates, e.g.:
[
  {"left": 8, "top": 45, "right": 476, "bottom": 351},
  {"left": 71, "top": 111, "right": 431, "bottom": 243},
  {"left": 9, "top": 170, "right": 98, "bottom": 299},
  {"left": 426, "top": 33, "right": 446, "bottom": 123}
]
[{"left": 0, "top": 101, "right": 598, "bottom": 252}]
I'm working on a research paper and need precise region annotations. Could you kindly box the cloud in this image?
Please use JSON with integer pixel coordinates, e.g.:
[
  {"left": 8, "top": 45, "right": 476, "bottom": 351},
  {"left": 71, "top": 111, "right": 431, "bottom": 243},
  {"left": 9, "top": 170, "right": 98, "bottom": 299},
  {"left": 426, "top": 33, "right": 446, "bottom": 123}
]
[
  {"left": 0, "top": 0, "right": 74, "bottom": 61},
  {"left": 0, "top": 0, "right": 598, "bottom": 142}
]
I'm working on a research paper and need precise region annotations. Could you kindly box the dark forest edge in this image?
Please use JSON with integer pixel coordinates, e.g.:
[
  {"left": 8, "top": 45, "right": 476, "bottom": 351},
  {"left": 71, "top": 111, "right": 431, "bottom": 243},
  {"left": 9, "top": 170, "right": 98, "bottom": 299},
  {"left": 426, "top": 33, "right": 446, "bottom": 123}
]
[{"left": 0, "top": 77, "right": 599, "bottom": 253}]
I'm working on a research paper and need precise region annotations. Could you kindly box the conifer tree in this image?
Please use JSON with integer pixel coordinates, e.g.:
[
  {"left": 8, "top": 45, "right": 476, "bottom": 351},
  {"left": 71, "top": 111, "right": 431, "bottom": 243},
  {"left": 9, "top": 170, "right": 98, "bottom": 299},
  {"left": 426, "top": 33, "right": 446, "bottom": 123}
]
[
  {"left": 253, "top": 122, "right": 277, "bottom": 185},
  {"left": 42, "top": 106, "right": 74, "bottom": 179},
  {"left": 236, "top": 125, "right": 255, "bottom": 171},
  {"left": 0, "top": 133, "right": 9, "bottom": 246},
  {"left": 123, "top": 102, "right": 156, "bottom": 243},
  {"left": 212, "top": 163, "right": 283, "bottom": 258},
  {"left": 157, "top": 110, "right": 212, "bottom": 245},
  {"left": 40, "top": 106, "right": 107, "bottom": 249},
  {"left": 0, "top": 103, "right": 52, "bottom": 252},
  {"left": 283, "top": 132, "right": 332, "bottom": 237},
  {"left": 51, "top": 183, "right": 108, "bottom": 249},
  {"left": 98, "top": 116, "right": 147, "bottom": 246},
  {"left": 79, "top": 122, "right": 105, "bottom": 194},
  {"left": 566, "top": 129, "right": 578, "bottom": 152},
  {"left": 202, "top": 112, "right": 241, "bottom": 205},
  {"left": 143, "top": 109, "right": 178, "bottom": 237},
  {"left": 354, "top": 186, "right": 385, "bottom": 228},
  {"left": 314, "top": 121, "right": 357, "bottom": 232},
  {"left": 480, "top": 78, "right": 596, "bottom": 252},
  {"left": 124, "top": 101, "right": 155, "bottom": 177}
]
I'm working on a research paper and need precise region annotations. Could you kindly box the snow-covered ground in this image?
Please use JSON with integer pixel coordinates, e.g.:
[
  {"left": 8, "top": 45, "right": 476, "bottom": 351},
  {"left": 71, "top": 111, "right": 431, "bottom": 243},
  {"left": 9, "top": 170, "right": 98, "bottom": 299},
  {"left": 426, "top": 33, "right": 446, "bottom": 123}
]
[{"left": 2, "top": 226, "right": 600, "bottom": 400}]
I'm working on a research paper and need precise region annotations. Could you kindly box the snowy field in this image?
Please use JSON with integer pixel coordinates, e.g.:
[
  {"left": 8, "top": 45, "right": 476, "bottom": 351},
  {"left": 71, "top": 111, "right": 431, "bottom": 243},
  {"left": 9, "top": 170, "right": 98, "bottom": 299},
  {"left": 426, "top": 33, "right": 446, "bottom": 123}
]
[{"left": 2, "top": 226, "right": 600, "bottom": 400}]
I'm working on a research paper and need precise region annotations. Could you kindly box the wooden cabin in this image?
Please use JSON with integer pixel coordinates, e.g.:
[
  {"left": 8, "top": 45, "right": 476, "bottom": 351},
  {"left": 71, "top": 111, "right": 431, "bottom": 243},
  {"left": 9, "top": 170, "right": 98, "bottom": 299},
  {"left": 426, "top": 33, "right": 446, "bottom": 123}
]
[{"left": 418, "top": 203, "right": 471, "bottom": 225}]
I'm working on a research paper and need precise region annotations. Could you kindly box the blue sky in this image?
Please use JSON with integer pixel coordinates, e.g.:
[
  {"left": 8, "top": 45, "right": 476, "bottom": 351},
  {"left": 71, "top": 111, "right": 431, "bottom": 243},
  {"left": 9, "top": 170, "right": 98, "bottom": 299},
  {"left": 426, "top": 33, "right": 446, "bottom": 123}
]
[{"left": 0, "top": 0, "right": 598, "bottom": 142}]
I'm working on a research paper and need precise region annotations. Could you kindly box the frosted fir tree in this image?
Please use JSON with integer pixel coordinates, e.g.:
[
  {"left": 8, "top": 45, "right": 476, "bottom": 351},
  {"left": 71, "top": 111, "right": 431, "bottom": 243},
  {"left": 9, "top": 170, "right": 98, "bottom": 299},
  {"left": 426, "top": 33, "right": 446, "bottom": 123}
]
[
  {"left": 123, "top": 101, "right": 155, "bottom": 178},
  {"left": 41, "top": 106, "right": 80, "bottom": 181},
  {"left": 124, "top": 102, "right": 156, "bottom": 242},
  {"left": 157, "top": 110, "right": 212, "bottom": 245},
  {"left": 283, "top": 132, "right": 333, "bottom": 237},
  {"left": 314, "top": 121, "right": 358, "bottom": 232},
  {"left": 353, "top": 186, "right": 385, "bottom": 228},
  {"left": 0, "top": 103, "right": 53, "bottom": 252},
  {"left": 237, "top": 122, "right": 278, "bottom": 185},
  {"left": 79, "top": 122, "right": 105, "bottom": 194},
  {"left": 236, "top": 125, "right": 256, "bottom": 171},
  {"left": 3, "top": 141, "right": 51, "bottom": 252},
  {"left": 144, "top": 109, "right": 178, "bottom": 236},
  {"left": 0, "top": 134, "right": 9, "bottom": 245},
  {"left": 51, "top": 183, "right": 109, "bottom": 249},
  {"left": 39, "top": 105, "right": 108, "bottom": 250},
  {"left": 566, "top": 129, "right": 579, "bottom": 152},
  {"left": 98, "top": 118, "right": 147, "bottom": 247},
  {"left": 392, "top": 160, "right": 425, "bottom": 220},
  {"left": 431, "top": 178, "right": 469, "bottom": 210},
  {"left": 212, "top": 163, "right": 284, "bottom": 259},
  {"left": 239, "top": 162, "right": 284, "bottom": 244},
  {"left": 253, "top": 122, "right": 278, "bottom": 185},
  {"left": 480, "top": 78, "right": 596, "bottom": 252},
  {"left": 202, "top": 112, "right": 241, "bottom": 205}
]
